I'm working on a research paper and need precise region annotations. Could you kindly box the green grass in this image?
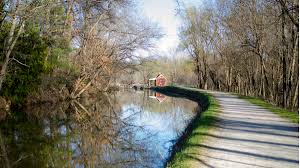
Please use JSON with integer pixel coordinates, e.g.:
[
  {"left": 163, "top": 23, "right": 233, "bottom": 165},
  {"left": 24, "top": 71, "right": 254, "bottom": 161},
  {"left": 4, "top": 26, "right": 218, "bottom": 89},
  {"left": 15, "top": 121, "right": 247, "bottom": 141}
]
[
  {"left": 152, "top": 86, "right": 219, "bottom": 167},
  {"left": 239, "top": 95, "right": 299, "bottom": 123}
]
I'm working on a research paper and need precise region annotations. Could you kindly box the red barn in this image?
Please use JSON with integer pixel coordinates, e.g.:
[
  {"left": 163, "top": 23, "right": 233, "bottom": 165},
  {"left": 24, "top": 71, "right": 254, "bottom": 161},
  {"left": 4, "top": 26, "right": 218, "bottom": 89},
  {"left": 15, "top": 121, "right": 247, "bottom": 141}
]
[
  {"left": 155, "top": 74, "right": 167, "bottom": 86},
  {"left": 148, "top": 73, "right": 167, "bottom": 87}
]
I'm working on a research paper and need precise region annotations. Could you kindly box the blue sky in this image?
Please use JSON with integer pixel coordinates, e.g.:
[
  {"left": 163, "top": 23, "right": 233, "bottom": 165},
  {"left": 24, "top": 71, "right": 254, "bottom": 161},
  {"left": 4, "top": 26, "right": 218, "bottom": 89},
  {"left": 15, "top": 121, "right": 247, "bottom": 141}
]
[{"left": 138, "top": 0, "right": 201, "bottom": 56}]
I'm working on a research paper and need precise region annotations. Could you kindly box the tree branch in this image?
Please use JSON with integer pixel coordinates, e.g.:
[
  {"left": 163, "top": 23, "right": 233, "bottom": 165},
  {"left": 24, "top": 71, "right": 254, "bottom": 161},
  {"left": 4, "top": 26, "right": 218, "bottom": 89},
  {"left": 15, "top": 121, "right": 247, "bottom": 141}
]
[{"left": 11, "top": 58, "right": 29, "bottom": 67}]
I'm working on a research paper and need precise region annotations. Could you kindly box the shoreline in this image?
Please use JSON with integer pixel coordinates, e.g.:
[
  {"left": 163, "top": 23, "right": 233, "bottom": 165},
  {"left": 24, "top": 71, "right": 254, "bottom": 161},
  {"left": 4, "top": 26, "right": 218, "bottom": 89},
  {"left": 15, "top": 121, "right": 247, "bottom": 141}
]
[{"left": 152, "top": 86, "right": 219, "bottom": 167}]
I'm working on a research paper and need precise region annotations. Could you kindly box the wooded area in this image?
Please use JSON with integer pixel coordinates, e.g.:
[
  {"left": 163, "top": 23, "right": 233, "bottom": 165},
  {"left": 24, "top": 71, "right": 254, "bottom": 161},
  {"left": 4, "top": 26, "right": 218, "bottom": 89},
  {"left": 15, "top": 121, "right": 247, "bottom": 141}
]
[
  {"left": 177, "top": 0, "right": 299, "bottom": 111},
  {"left": 0, "top": 0, "right": 298, "bottom": 112},
  {"left": 0, "top": 1, "right": 298, "bottom": 167},
  {"left": 0, "top": 0, "right": 160, "bottom": 105}
]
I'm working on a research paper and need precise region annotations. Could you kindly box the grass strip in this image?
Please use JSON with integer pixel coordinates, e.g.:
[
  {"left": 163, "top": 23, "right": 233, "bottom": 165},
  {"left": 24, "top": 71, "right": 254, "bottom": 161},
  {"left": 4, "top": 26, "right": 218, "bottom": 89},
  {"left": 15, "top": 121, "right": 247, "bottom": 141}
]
[{"left": 239, "top": 95, "right": 299, "bottom": 123}]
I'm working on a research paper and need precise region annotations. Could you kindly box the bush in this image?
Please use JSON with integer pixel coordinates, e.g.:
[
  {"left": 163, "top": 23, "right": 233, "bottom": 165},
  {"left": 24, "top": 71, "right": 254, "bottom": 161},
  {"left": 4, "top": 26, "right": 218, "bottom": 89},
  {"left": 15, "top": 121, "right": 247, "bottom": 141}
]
[{"left": 0, "top": 25, "right": 49, "bottom": 105}]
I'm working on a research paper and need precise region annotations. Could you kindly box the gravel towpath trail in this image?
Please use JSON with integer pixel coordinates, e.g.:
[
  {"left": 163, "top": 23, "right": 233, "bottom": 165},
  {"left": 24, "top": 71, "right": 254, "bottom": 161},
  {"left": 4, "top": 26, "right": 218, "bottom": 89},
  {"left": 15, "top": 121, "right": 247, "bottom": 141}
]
[{"left": 187, "top": 91, "right": 299, "bottom": 168}]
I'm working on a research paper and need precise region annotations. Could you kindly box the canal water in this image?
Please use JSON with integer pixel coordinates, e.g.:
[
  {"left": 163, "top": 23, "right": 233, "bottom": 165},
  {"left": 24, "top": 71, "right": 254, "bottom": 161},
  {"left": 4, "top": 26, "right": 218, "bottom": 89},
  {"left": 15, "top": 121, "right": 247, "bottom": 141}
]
[{"left": 0, "top": 90, "right": 198, "bottom": 168}]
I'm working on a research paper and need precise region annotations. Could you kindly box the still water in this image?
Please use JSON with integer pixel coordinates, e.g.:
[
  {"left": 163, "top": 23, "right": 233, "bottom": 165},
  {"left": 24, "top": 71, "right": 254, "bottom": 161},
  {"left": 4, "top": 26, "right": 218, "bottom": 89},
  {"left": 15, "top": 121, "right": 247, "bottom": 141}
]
[{"left": 0, "top": 90, "right": 198, "bottom": 168}]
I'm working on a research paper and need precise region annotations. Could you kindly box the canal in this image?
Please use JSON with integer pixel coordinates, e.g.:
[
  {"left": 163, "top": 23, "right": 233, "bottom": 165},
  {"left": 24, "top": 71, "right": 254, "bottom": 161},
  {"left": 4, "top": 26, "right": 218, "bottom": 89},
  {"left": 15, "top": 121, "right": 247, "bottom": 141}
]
[{"left": 0, "top": 90, "right": 199, "bottom": 167}]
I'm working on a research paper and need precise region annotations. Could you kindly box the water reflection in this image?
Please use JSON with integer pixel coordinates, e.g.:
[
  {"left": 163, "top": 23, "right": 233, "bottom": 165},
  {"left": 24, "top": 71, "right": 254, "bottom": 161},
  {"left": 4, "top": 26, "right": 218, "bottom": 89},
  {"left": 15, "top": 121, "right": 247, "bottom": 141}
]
[
  {"left": 148, "top": 90, "right": 166, "bottom": 103},
  {"left": 0, "top": 90, "right": 198, "bottom": 168}
]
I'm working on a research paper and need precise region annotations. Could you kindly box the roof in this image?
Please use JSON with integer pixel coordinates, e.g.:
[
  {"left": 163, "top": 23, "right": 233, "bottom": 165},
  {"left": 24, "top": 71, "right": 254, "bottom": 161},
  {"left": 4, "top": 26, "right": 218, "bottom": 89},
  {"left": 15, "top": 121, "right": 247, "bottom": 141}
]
[{"left": 156, "top": 74, "right": 165, "bottom": 78}]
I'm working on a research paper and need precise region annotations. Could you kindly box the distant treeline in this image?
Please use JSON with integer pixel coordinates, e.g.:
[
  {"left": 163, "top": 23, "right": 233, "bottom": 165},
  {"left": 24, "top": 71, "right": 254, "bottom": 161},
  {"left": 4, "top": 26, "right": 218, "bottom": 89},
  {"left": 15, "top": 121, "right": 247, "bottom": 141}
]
[{"left": 124, "top": 56, "right": 198, "bottom": 87}]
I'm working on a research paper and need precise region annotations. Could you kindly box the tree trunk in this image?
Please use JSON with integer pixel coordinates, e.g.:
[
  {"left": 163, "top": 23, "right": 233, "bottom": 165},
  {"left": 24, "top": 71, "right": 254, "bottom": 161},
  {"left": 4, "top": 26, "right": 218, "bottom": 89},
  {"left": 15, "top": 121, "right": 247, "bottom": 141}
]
[
  {"left": 72, "top": 67, "right": 102, "bottom": 98},
  {"left": 292, "top": 79, "right": 298, "bottom": 109},
  {"left": 63, "top": 0, "right": 74, "bottom": 42},
  {"left": 0, "top": 17, "right": 24, "bottom": 91},
  {"left": 195, "top": 56, "right": 202, "bottom": 88},
  {"left": 281, "top": 6, "right": 287, "bottom": 108}
]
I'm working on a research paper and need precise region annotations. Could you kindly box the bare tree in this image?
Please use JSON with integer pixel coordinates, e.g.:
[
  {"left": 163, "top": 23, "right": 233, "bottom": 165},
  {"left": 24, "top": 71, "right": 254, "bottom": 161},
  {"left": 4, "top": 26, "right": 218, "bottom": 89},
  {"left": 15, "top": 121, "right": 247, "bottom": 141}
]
[{"left": 178, "top": 0, "right": 298, "bottom": 110}]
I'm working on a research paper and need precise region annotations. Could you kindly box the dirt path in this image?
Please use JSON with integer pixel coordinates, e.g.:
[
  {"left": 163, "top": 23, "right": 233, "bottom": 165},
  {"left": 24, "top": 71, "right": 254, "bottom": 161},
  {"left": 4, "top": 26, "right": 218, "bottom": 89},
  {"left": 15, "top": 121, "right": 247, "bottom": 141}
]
[{"left": 188, "top": 91, "right": 299, "bottom": 168}]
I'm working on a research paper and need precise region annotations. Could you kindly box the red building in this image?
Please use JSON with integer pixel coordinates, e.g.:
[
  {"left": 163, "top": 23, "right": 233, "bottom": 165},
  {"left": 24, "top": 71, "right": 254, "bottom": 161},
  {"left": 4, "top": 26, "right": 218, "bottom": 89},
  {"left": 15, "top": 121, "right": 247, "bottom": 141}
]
[{"left": 148, "top": 73, "right": 167, "bottom": 87}]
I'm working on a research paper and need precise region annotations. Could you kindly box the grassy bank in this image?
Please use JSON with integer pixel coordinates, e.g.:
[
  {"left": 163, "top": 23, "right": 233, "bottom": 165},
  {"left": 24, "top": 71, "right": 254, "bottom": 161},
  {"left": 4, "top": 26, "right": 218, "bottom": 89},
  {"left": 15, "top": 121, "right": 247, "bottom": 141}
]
[
  {"left": 152, "top": 86, "right": 219, "bottom": 167},
  {"left": 239, "top": 95, "right": 299, "bottom": 123}
]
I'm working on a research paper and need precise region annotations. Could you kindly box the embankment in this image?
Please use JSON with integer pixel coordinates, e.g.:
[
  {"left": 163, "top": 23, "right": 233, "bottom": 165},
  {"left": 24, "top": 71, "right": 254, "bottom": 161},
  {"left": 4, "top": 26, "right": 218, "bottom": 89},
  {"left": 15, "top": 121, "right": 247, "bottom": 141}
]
[{"left": 152, "top": 86, "right": 219, "bottom": 167}]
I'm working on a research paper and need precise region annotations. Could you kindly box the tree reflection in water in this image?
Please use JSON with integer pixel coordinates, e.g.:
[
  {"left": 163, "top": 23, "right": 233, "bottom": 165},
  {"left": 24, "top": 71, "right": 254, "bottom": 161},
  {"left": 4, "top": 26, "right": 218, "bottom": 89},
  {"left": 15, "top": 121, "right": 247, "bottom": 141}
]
[{"left": 0, "top": 91, "right": 198, "bottom": 168}]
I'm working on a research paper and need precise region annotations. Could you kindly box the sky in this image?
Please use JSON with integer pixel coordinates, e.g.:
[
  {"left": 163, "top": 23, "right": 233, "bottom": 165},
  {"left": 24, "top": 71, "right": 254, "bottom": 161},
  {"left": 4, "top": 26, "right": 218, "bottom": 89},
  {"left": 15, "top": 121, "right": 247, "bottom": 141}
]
[
  {"left": 140, "top": 0, "right": 180, "bottom": 55},
  {"left": 138, "top": 0, "right": 201, "bottom": 56}
]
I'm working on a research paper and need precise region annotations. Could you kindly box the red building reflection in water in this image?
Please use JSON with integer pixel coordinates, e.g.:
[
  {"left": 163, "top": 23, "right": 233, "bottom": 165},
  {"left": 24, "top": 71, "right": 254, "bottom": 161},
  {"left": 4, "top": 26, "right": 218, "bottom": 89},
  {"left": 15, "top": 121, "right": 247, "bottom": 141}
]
[{"left": 148, "top": 90, "right": 166, "bottom": 103}]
